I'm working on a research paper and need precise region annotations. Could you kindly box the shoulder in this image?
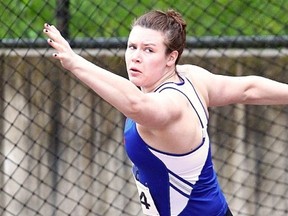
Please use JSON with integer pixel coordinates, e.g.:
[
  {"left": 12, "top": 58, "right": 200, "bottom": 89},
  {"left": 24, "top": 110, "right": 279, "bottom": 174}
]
[
  {"left": 176, "top": 64, "right": 211, "bottom": 76},
  {"left": 176, "top": 64, "right": 212, "bottom": 107}
]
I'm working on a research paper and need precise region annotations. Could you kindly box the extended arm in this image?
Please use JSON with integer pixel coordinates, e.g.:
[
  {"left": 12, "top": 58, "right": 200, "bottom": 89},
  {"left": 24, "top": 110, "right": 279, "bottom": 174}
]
[
  {"left": 43, "top": 24, "right": 182, "bottom": 127},
  {"left": 177, "top": 64, "right": 288, "bottom": 107},
  {"left": 208, "top": 74, "right": 288, "bottom": 106},
  {"left": 43, "top": 24, "right": 143, "bottom": 117}
]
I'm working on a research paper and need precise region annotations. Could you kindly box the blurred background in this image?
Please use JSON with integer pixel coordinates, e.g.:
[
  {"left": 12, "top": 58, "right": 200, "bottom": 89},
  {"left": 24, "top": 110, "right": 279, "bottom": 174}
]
[{"left": 1, "top": 0, "right": 288, "bottom": 215}]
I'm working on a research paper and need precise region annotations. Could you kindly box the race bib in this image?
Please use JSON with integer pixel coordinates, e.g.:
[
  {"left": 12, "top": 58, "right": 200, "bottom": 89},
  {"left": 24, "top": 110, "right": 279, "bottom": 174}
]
[{"left": 133, "top": 176, "right": 160, "bottom": 215}]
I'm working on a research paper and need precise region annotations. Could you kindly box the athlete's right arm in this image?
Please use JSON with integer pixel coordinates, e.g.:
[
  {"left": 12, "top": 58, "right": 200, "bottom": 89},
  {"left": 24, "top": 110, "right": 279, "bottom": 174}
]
[
  {"left": 43, "top": 24, "right": 183, "bottom": 129},
  {"left": 43, "top": 24, "right": 145, "bottom": 117}
]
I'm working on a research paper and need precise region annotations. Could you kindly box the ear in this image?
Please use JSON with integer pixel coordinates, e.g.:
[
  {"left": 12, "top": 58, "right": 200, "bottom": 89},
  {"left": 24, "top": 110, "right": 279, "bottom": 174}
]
[{"left": 167, "top": 50, "right": 179, "bottom": 66}]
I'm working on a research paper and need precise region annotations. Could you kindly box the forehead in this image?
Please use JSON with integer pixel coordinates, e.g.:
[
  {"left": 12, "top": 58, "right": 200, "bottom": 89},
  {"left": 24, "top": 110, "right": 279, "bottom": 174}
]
[{"left": 128, "top": 26, "right": 165, "bottom": 45}]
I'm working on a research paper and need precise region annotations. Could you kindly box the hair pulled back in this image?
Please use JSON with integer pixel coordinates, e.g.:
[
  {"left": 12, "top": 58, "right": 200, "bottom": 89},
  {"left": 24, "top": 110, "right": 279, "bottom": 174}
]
[{"left": 132, "top": 9, "right": 186, "bottom": 64}]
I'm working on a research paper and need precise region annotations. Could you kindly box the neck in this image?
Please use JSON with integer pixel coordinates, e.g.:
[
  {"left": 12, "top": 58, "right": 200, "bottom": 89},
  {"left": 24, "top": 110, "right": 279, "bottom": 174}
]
[{"left": 141, "top": 68, "right": 180, "bottom": 93}]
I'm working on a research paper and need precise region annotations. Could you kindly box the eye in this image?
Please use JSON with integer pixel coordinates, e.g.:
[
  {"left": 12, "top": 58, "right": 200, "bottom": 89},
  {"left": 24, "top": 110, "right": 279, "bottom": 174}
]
[
  {"left": 144, "top": 47, "right": 153, "bottom": 53},
  {"left": 128, "top": 44, "right": 136, "bottom": 50}
]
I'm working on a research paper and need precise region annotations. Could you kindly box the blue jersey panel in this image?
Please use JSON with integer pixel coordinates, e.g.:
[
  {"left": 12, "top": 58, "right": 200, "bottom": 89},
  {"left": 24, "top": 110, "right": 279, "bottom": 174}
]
[{"left": 125, "top": 118, "right": 171, "bottom": 215}]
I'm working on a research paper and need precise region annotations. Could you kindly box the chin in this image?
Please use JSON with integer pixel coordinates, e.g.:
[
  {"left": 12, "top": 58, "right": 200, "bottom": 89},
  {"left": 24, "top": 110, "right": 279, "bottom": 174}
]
[{"left": 129, "top": 77, "right": 140, "bottom": 86}]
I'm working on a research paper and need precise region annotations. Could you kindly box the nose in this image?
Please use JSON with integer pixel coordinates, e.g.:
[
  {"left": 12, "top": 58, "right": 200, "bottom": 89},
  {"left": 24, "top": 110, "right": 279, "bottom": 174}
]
[{"left": 131, "top": 49, "right": 142, "bottom": 63}]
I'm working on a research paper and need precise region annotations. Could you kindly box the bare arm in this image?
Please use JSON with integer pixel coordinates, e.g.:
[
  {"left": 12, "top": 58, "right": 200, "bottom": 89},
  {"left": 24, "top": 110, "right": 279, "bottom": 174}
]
[
  {"left": 177, "top": 64, "right": 288, "bottom": 107},
  {"left": 208, "top": 74, "right": 288, "bottom": 106},
  {"left": 43, "top": 24, "right": 182, "bottom": 127}
]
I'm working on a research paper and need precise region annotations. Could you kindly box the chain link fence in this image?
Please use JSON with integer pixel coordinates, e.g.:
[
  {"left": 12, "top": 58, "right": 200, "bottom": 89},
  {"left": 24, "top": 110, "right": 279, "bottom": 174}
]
[{"left": 1, "top": 1, "right": 288, "bottom": 215}]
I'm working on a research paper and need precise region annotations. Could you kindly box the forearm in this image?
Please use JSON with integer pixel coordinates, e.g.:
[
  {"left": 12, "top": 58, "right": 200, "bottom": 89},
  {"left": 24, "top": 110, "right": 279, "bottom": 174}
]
[
  {"left": 44, "top": 23, "right": 144, "bottom": 117},
  {"left": 70, "top": 54, "right": 143, "bottom": 115}
]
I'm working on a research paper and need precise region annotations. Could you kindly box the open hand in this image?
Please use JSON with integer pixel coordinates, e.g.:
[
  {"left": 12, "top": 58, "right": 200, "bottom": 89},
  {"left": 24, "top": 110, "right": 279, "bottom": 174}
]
[{"left": 43, "top": 23, "right": 77, "bottom": 71}]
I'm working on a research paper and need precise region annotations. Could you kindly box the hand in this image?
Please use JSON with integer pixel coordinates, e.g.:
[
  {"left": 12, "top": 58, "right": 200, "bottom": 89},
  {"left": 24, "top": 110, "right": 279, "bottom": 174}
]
[{"left": 43, "top": 23, "right": 77, "bottom": 71}]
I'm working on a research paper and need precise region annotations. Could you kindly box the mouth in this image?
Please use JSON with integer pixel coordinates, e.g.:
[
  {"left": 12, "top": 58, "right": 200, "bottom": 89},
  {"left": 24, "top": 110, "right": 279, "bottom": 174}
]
[
  {"left": 129, "top": 67, "right": 142, "bottom": 76},
  {"left": 130, "top": 67, "right": 141, "bottom": 72}
]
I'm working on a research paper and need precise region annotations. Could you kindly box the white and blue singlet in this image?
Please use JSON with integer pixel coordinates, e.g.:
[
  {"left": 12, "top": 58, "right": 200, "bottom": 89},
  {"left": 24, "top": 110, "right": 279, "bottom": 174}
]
[{"left": 124, "top": 76, "right": 228, "bottom": 216}]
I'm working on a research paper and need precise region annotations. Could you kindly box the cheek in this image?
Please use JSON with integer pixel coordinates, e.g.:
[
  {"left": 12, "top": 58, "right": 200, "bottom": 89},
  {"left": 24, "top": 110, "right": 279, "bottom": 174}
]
[{"left": 147, "top": 57, "right": 167, "bottom": 71}]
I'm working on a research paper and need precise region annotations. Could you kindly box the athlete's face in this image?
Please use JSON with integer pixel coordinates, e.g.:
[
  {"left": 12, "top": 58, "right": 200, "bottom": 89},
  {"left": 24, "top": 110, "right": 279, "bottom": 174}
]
[{"left": 125, "top": 26, "right": 171, "bottom": 91}]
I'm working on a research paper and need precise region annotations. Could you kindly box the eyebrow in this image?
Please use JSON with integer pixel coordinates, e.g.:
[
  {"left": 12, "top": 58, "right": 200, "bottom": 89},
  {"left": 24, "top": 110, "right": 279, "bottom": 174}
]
[
  {"left": 143, "top": 42, "right": 157, "bottom": 46},
  {"left": 128, "top": 41, "right": 157, "bottom": 46}
]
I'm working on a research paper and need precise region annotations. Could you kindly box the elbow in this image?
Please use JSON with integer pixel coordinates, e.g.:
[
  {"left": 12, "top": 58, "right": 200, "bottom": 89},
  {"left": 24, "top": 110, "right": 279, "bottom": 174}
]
[
  {"left": 240, "top": 75, "right": 259, "bottom": 104},
  {"left": 242, "top": 80, "right": 261, "bottom": 104},
  {"left": 124, "top": 94, "right": 145, "bottom": 118}
]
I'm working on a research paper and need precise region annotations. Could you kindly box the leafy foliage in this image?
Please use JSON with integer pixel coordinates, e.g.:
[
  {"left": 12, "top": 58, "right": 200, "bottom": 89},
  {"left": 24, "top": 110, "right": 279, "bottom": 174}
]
[{"left": 1, "top": 0, "right": 288, "bottom": 39}]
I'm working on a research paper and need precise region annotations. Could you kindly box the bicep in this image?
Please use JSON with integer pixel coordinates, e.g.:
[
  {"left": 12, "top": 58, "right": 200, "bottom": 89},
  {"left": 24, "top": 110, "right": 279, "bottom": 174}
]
[
  {"left": 207, "top": 74, "right": 253, "bottom": 107},
  {"left": 178, "top": 64, "right": 248, "bottom": 107},
  {"left": 177, "top": 64, "right": 258, "bottom": 107}
]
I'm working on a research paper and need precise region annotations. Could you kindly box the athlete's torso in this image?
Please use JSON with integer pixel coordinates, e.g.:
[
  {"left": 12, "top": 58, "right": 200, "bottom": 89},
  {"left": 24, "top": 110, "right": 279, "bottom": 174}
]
[{"left": 124, "top": 76, "right": 228, "bottom": 215}]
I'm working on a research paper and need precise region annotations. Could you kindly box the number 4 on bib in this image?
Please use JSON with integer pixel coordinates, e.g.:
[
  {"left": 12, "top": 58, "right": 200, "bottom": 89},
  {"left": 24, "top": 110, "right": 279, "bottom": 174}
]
[
  {"left": 140, "top": 191, "right": 151, "bottom": 209},
  {"left": 133, "top": 177, "right": 160, "bottom": 215}
]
